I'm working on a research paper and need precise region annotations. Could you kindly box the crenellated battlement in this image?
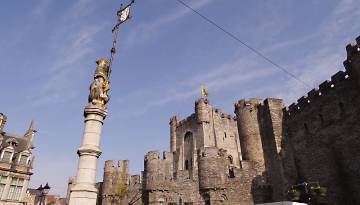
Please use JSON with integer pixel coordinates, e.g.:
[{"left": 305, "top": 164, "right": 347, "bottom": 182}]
[
  {"left": 130, "top": 174, "right": 141, "bottom": 185},
  {"left": 169, "top": 115, "right": 179, "bottom": 125},
  {"left": 345, "top": 36, "right": 360, "bottom": 60},
  {"left": 213, "top": 108, "right": 235, "bottom": 122},
  {"left": 176, "top": 113, "right": 196, "bottom": 128},
  {"left": 198, "top": 147, "right": 227, "bottom": 158},
  {"left": 144, "top": 150, "right": 174, "bottom": 191},
  {"left": 234, "top": 98, "right": 263, "bottom": 114},
  {"left": 144, "top": 150, "right": 161, "bottom": 161},
  {"left": 285, "top": 36, "right": 360, "bottom": 118},
  {"left": 285, "top": 70, "right": 350, "bottom": 118}
]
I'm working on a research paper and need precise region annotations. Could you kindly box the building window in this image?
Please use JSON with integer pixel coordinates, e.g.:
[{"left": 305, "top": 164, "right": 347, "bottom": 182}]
[
  {"left": 0, "top": 176, "right": 7, "bottom": 196},
  {"left": 229, "top": 168, "right": 235, "bottom": 178},
  {"left": 228, "top": 155, "right": 233, "bottom": 165},
  {"left": 185, "top": 160, "right": 189, "bottom": 170},
  {"left": 18, "top": 155, "right": 28, "bottom": 165},
  {"left": 7, "top": 177, "right": 24, "bottom": 201},
  {"left": 2, "top": 151, "right": 13, "bottom": 163}
]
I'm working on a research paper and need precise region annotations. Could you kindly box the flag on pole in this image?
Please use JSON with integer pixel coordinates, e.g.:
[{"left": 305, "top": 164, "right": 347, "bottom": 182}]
[
  {"left": 117, "top": 0, "right": 134, "bottom": 24},
  {"left": 201, "top": 84, "right": 208, "bottom": 98}
]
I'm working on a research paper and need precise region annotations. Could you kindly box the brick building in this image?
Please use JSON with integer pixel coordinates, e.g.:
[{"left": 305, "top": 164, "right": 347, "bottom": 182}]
[{"left": 94, "top": 36, "right": 360, "bottom": 205}]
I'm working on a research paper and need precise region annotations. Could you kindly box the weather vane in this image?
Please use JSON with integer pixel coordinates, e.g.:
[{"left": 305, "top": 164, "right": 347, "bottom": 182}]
[
  {"left": 108, "top": 0, "right": 135, "bottom": 76},
  {"left": 88, "top": 0, "right": 134, "bottom": 107}
]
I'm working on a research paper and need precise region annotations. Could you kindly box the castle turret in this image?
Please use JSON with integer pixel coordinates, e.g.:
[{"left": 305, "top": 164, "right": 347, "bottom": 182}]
[
  {"left": 144, "top": 151, "right": 163, "bottom": 191},
  {"left": 344, "top": 35, "right": 360, "bottom": 87},
  {"left": 144, "top": 151, "right": 173, "bottom": 192},
  {"left": 198, "top": 147, "right": 227, "bottom": 190},
  {"left": 195, "top": 98, "right": 211, "bottom": 123},
  {"left": 169, "top": 116, "right": 178, "bottom": 152},
  {"left": 234, "top": 99, "right": 265, "bottom": 169},
  {"left": 102, "top": 160, "right": 116, "bottom": 198}
]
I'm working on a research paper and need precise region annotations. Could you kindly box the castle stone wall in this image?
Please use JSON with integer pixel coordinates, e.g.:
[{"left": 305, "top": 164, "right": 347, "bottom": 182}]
[{"left": 281, "top": 36, "right": 360, "bottom": 204}]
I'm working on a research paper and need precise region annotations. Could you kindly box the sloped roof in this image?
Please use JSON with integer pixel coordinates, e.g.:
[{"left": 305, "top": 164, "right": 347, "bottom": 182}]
[{"left": 0, "top": 132, "right": 31, "bottom": 154}]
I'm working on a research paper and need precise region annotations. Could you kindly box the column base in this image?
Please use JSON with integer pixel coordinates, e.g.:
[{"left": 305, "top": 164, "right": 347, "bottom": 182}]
[{"left": 69, "top": 183, "right": 98, "bottom": 205}]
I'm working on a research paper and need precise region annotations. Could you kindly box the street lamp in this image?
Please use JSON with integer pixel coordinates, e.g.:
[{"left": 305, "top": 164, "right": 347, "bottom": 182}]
[{"left": 36, "top": 183, "right": 51, "bottom": 205}]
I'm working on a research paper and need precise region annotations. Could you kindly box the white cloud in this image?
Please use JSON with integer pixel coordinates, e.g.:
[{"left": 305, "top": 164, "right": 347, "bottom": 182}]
[
  {"left": 115, "top": 53, "right": 278, "bottom": 117},
  {"left": 28, "top": 1, "right": 105, "bottom": 107},
  {"left": 266, "top": 0, "right": 360, "bottom": 105},
  {"left": 125, "top": 0, "right": 211, "bottom": 45},
  {"left": 120, "top": 0, "right": 360, "bottom": 115}
]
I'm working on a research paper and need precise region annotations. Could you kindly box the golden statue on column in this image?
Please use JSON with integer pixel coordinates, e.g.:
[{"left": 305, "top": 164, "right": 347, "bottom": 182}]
[{"left": 88, "top": 58, "right": 110, "bottom": 107}]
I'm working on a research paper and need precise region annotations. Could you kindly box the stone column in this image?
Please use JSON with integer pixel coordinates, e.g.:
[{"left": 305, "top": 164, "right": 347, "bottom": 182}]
[{"left": 69, "top": 104, "right": 107, "bottom": 205}]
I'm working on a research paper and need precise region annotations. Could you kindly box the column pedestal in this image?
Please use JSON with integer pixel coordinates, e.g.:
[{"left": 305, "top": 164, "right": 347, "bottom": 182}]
[{"left": 69, "top": 104, "right": 107, "bottom": 205}]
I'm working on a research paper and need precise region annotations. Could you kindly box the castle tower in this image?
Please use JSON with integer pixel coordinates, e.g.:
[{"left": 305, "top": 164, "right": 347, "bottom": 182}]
[
  {"left": 102, "top": 160, "right": 130, "bottom": 205},
  {"left": 195, "top": 98, "right": 211, "bottom": 124},
  {"left": 195, "top": 98, "right": 215, "bottom": 147},
  {"left": 234, "top": 99, "right": 265, "bottom": 170},
  {"left": 169, "top": 116, "right": 178, "bottom": 152},
  {"left": 102, "top": 160, "right": 116, "bottom": 205}
]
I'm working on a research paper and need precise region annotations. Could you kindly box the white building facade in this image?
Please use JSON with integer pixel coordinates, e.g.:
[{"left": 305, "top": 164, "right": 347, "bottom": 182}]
[{"left": 0, "top": 113, "right": 35, "bottom": 205}]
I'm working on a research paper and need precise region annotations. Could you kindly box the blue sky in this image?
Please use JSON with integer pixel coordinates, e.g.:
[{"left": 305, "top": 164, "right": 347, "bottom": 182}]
[{"left": 1, "top": 0, "right": 360, "bottom": 196}]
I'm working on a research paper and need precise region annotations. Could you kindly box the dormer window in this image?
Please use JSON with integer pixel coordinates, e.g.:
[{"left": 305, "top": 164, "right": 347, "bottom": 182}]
[
  {"left": 6, "top": 138, "right": 18, "bottom": 147},
  {"left": 1, "top": 150, "right": 13, "bottom": 163},
  {"left": 18, "top": 154, "right": 29, "bottom": 166}
]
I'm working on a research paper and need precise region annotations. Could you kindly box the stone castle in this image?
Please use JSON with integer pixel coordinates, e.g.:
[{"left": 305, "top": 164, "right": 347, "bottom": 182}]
[{"left": 93, "top": 36, "right": 360, "bottom": 205}]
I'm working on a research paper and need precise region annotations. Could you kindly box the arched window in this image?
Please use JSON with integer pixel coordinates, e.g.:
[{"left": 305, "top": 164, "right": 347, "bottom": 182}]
[
  {"left": 183, "top": 132, "right": 193, "bottom": 171},
  {"left": 184, "top": 132, "right": 192, "bottom": 143},
  {"left": 18, "top": 151, "right": 30, "bottom": 166},
  {"left": 1, "top": 147, "right": 14, "bottom": 163}
]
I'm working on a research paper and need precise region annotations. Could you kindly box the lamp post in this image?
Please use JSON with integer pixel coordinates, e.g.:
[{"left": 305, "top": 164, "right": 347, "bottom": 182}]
[{"left": 36, "top": 183, "right": 50, "bottom": 205}]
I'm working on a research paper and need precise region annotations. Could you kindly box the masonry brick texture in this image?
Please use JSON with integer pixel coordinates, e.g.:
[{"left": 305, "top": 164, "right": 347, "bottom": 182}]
[{"left": 98, "top": 36, "right": 360, "bottom": 205}]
